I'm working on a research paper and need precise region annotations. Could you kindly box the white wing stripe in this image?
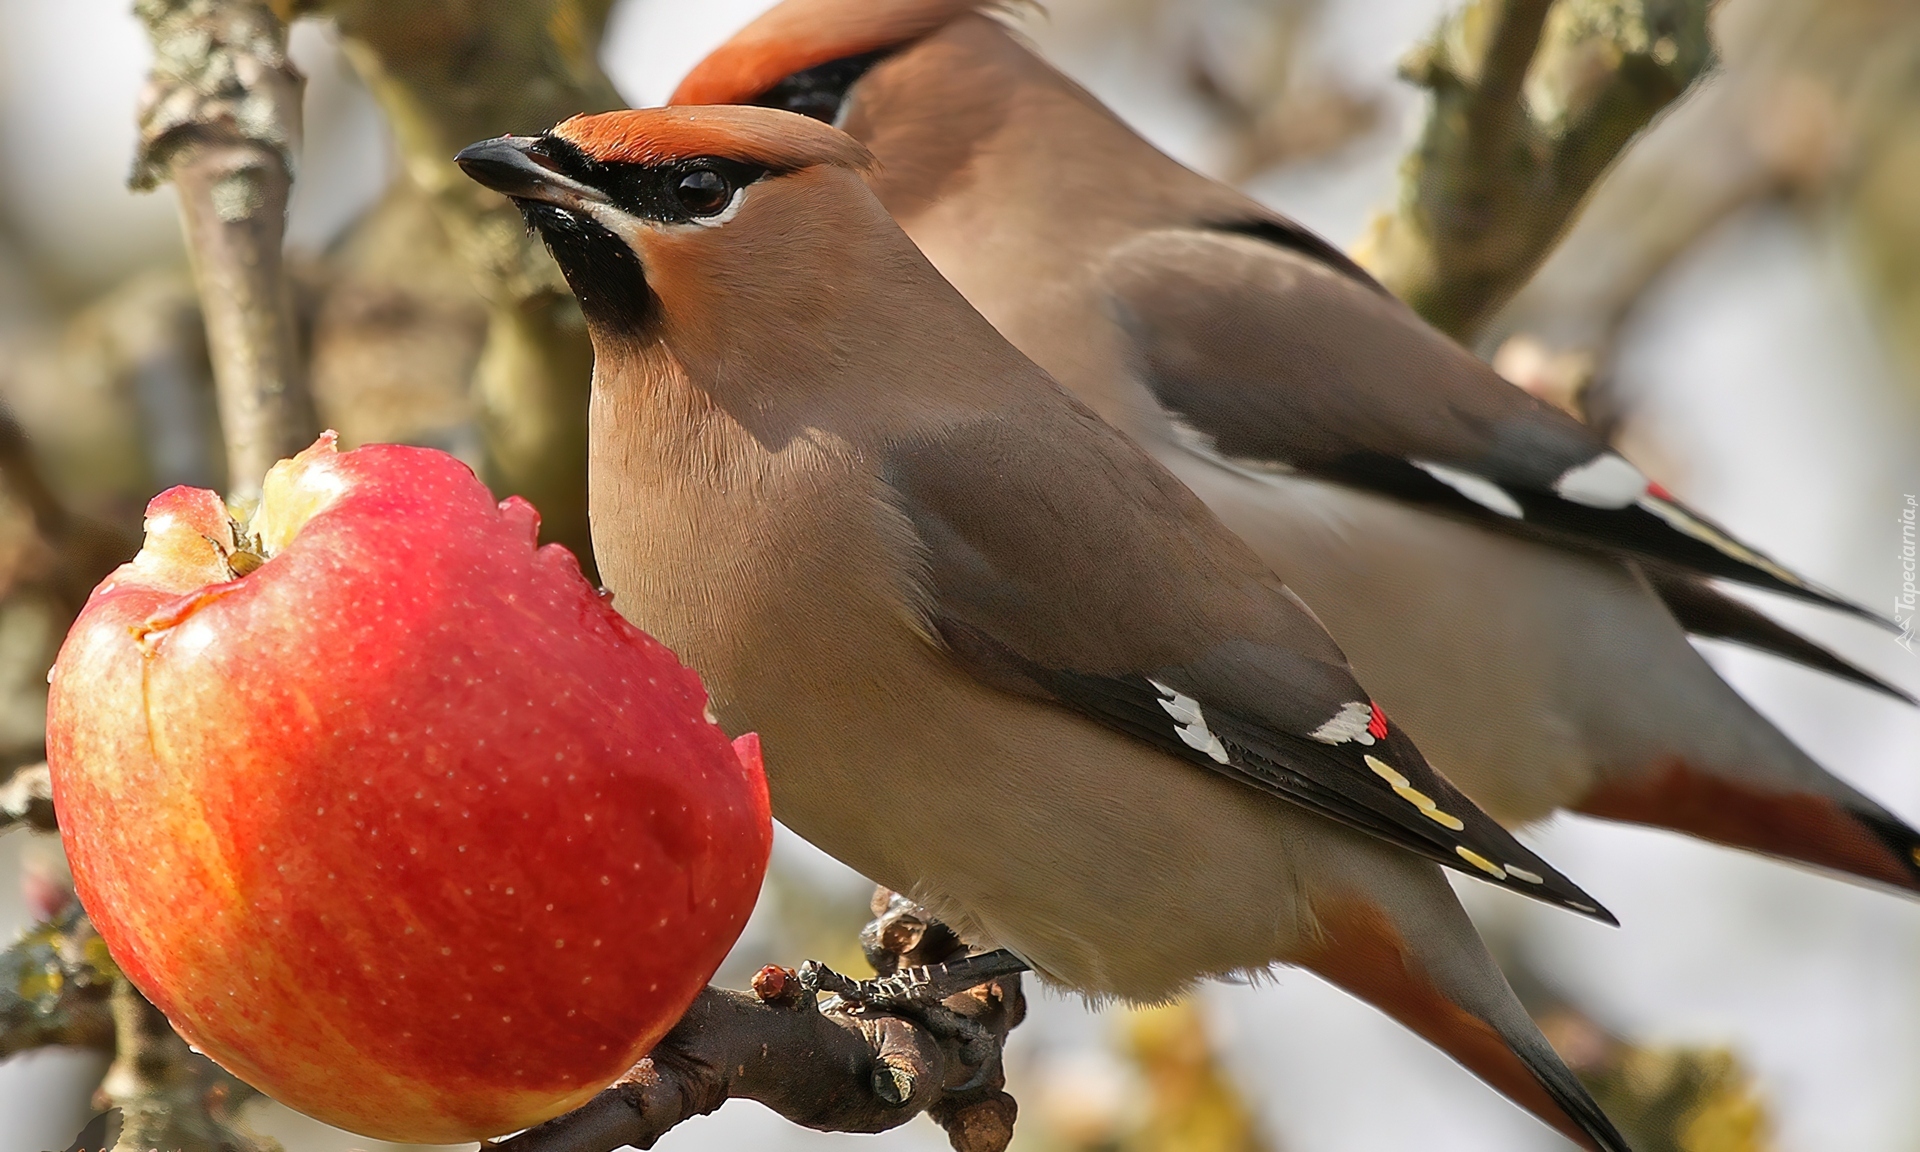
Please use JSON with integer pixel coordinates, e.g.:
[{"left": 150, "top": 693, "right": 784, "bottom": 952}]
[
  {"left": 1412, "top": 460, "right": 1524, "bottom": 519},
  {"left": 1149, "top": 680, "right": 1231, "bottom": 764},
  {"left": 1309, "top": 700, "right": 1377, "bottom": 745},
  {"left": 1552, "top": 453, "right": 1648, "bottom": 508}
]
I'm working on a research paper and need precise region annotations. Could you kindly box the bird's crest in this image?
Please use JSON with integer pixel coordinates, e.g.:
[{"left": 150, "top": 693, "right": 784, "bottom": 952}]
[
  {"left": 670, "top": 0, "right": 1016, "bottom": 107},
  {"left": 551, "top": 106, "right": 875, "bottom": 175}
]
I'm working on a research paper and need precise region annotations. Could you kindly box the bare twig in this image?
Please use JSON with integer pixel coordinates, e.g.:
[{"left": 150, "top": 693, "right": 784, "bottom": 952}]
[
  {"left": 102, "top": 979, "right": 278, "bottom": 1152},
  {"left": 498, "top": 892, "right": 1026, "bottom": 1152},
  {"left": 1487, "top": 0, "right": 1901, "bottom": 432},
  {"left": 132, "top": 0, "right": 315, "bottom": 501},
  {"left": 1354, "top": 0, "right": 1715, "bottom": 340},
  {"left": 0, "top": 760, "right": 55, "bottom": 834},
  {"left": 1170, "top": 0, "right": 1385, "bottom": 180},
  {"left": 1, "top": 901, "right": 117, "bottom": 1058}
]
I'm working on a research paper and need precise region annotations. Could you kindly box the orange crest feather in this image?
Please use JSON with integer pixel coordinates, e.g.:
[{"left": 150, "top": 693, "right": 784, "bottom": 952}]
[
  {"left": 551, "top": 106, "right": 874, "bottom": 173},
  {"left": 670, "top": 0, "right": 1001, "bottom": 107}
]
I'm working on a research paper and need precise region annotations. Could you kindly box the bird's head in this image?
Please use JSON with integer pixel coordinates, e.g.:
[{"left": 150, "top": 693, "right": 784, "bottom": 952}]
[
  {"left": 669, "top": 0, "right": 1012, "bottom": 125},
  {"left": 454, "top": 106, "right": 876, "bottom": 339}
]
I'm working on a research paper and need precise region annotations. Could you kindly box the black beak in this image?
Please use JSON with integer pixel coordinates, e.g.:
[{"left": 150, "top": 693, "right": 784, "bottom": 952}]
[{"left": 454, "top": 136, "right": 610, "bottom": 209}]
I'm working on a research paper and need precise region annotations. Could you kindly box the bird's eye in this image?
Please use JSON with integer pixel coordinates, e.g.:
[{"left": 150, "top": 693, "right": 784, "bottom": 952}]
[{"left": 674, "top": 169, "right": 734, "bottom": 217}]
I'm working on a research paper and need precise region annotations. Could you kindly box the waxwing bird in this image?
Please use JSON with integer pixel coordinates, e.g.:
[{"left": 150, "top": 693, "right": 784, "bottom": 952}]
[
  {"left": 670, "top": 0, "right": 1920, "bottom": 896},
  {"left": 457, "top": 105, "right": 1632, "bottom": 1152}
]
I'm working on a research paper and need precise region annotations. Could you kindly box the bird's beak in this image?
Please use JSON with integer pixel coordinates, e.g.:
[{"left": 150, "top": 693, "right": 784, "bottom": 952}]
[{"left": 454, "top": 136, "right": 611, "bottom": 211}]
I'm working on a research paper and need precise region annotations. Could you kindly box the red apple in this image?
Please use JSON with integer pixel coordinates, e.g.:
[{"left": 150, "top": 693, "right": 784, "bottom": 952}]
[{"left": 45, "top": 434, "right": 772, "bottom": 1143}]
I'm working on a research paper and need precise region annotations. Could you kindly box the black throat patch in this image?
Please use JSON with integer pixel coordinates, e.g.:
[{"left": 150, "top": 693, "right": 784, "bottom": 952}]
[{"left": 510, "top": 138, "right": 770, "bottom": 333}]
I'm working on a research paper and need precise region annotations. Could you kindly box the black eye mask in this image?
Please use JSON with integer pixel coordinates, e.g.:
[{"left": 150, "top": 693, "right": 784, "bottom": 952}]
[
  {"left": 751, "top": 50, "right": 891, "bottom": 123},
  {"left": 507, "top": 140, "right": 771, "bottom": 333},
  {"left": 525, "top": 136, "right": 771, "bottom": 225}
]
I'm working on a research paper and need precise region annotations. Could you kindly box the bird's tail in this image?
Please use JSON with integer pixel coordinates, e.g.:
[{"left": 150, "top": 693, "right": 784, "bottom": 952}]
[
  {"left": 1299, "top": 884, "right": 1631, "bottom": 1152},
  {"left": 1643, "top": 567, "right": 1916, "bottom": 705},
  {"left": 1580, "top": 755, "right": 1920, "bottom": 896}
]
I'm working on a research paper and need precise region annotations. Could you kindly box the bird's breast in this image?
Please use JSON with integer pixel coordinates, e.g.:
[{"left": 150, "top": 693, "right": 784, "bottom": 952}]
[{"left": 585, "top": 362, "right": 1337, "bottom": 1003}]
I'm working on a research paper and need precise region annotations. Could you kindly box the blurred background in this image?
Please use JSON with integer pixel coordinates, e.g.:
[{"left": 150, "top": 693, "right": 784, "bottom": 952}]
[{"left": 3, "top": 0, "right": 1919, "bottom": 1150}]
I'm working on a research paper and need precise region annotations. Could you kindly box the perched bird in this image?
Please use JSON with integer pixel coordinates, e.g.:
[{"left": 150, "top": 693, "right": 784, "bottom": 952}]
[
  {"left": 457, "top": 105, "right": 1631, "bottom": 1151},
  {"left": 671, "top": 0, "right": 1920, "bottom": 894}
]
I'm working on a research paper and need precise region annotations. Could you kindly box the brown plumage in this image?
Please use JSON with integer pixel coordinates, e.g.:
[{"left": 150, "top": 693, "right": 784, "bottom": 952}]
[
  {"left": 457, "top": 107, "right": 1633, "bottom": 1152},
  {"left": 672, "top": 0, "right": 1920, "bottom": 904}
]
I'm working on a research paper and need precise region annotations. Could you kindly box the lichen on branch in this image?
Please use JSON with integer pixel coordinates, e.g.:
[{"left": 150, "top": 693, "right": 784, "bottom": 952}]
[
  {"left": 130, "top": 0, "right": 300, "bottom": 195},
  {"left": 1355, "top": 0, "right": 1715, "bottom": 340},
  {"left": 1, "top": 901, "right": 116, "bottom": 1059}
]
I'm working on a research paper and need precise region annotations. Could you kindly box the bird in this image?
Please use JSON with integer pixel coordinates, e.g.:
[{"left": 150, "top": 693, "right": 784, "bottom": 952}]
[
  {"left": 456, "top": 104, "right": 1633, "bottom": 1152},
  {"left": 668, "top": 0, "right": 1920, "bottom": 896}
]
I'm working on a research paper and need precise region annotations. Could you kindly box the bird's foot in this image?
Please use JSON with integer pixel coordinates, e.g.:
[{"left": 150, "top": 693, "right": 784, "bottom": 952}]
[
  {"left": 797, "top": 950, "right": 1031, "bottom": 1011},
  {"left": 793, "top": 950, "right": 1027, "bottom": 1086}
]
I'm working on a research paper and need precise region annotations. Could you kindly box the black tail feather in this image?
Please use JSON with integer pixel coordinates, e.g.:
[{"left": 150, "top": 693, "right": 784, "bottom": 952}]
[{"left": 1649, "top": 568, "right": 1916, "bottom": 705}]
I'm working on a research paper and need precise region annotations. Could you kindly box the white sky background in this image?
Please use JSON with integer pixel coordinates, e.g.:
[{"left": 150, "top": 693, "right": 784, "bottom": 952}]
[{"left": 3, "top": 1, "right": 1920, "bottom": 1150}]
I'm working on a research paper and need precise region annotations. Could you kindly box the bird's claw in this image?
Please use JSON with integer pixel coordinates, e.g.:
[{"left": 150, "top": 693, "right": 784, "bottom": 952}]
[
  {"left": 797, "top": 950, "right": 1029, "bottom": 1012},
  {"left": 795, "top": 956, "right": 1015, "bottom": 1081}
]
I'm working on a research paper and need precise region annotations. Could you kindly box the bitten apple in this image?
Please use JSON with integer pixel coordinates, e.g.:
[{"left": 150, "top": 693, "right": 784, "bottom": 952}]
[{"left": 45, "top": 434, "right": 772, "bottom": 1143}]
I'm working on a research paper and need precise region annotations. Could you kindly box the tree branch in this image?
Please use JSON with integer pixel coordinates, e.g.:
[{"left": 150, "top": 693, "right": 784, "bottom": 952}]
[
  {"left": 0, "top": 761, "right": 55, "bottom": 834},
  {"left": 302, "top": 0, "right": 624, "bottom": 577},
  {"left": 497, "top": 892, "right": 1025, "bottom": 1152},
  {"left": 1, "top": 901, "right": 116, "bottom": 1059},
  {"left": 1355, "top": 0, "right": 1715, "bottom": 340},
  {"left": 132, "top": 0, "right": 316, "bottom": 501},
  {"left": 102, "top": 979, "right": 277, "bottom": 1152}
]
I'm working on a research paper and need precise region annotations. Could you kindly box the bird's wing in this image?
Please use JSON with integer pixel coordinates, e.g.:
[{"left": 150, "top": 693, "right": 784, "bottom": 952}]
[
  {"left": 1099, "top": 223, "right": 1891, "bottom": 628},
  {"left": 1644, "top": 566, "right": 1917, "bottom": 704},
  {"left": 881, "top": 406, "right": 1613, "bottom": 923}
]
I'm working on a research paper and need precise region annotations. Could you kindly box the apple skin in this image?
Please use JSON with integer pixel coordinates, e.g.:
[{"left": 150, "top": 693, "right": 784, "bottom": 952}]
[{"left": 45, "top": 435, "right": 772, "bottom": 1143}]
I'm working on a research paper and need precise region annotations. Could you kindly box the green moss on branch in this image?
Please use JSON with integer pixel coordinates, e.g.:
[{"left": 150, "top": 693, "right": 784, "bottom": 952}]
[
  {"left": 1357, "top": 0, "right": 1715, "bottom": 340},
  {"left": 0, "top": 902, "right": 116, "bottom": 1058}
]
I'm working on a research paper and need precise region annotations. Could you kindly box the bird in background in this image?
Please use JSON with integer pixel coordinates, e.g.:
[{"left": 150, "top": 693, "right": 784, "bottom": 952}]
[
  {"left": 457, "top": 104, "right": 1632, "bottom": 1152},
  {"left": 671, "top": 0, "right": 1920, "bottom": 897}
]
